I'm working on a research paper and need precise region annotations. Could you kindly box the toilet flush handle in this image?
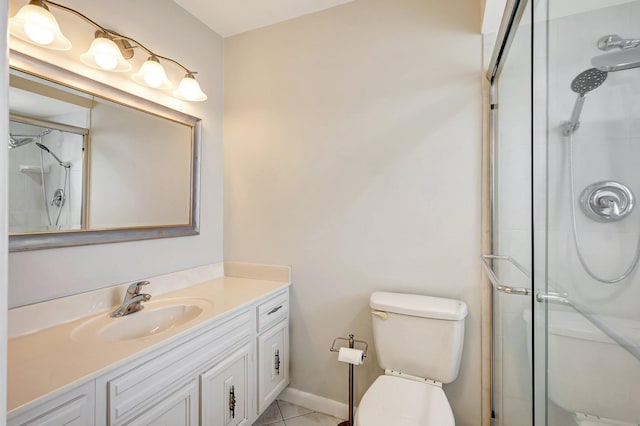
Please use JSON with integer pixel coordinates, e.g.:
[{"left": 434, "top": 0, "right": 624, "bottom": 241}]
[{"left": 371, "top": 310, "right": 388, "bottom": 320}]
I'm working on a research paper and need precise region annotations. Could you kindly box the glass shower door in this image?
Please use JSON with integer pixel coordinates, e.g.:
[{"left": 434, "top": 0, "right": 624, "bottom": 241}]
[
  {"left": 486, "top": 1, "right": 534, "bottom": 425},
  {"left": 488, "top": 0, "right": 640, "bottom": 425},
  {"left": 541, "top": 0, "right": 640, "bottom": 425}
]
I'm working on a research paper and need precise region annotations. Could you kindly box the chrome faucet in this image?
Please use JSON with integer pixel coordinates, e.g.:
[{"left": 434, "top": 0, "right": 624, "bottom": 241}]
[{"left": 111, "top": 281, "right": 152, "bottom": 317}]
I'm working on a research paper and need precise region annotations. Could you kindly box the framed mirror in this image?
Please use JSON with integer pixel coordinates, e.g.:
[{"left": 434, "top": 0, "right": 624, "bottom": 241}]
[{"left": 8, "top": 51, "right": 201, "bottom": 251}]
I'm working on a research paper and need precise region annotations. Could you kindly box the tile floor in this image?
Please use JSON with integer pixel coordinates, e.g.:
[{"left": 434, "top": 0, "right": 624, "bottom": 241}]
[{"left": 254, "top": 399, "right": 345, "bottom": 426}]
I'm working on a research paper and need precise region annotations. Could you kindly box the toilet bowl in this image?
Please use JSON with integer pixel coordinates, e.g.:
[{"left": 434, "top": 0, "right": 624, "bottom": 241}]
[
  {"left": 356, "top": 292, "right": 468, "bottom": 426},
  {"left": 357, "top": 375, "right": 454, "bottom": 426}
]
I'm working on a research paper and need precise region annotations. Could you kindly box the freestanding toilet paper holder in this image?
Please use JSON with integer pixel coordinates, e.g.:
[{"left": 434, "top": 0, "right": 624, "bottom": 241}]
[{"left": 330, "top": 334, "right": 368, "bottom": 426}]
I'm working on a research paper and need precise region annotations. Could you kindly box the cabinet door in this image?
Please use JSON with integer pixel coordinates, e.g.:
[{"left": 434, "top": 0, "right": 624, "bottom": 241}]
[
  {"left": 123, "top": 380, "right": 198, "bottom": 426},
  {"left": 8, "top": 382, "right": 94, "bottom": 426},
  {"left": 200, "top": 345, "right": 251, "bottom": 426},
  {"left": 258, "top": 321, "right": 289, "bottom": 413}
]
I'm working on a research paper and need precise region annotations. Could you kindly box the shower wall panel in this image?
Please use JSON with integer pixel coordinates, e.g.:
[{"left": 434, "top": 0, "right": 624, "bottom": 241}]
[{"left": 546, "top": 1, "right": 640, "bottom": 319}]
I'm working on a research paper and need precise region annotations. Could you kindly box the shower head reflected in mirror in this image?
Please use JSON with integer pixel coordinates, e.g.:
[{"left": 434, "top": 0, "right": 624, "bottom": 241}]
[
  {"left": 9, "top": 135, "right": 36, "bottom": 149},
  {"left": 36, "top": 142, "right": 71, "bottom": 168},
  {"left": 8, "top": 129, "right": 52, "bottom": 149}
]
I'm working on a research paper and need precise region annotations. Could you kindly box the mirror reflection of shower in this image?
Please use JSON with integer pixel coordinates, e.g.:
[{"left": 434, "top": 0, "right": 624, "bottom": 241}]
[
  {"left": 564, "top": 34, "right": 640, "bottom": 284},
  {"left": 8, "top": 118, "right": 86, "bottom": 233},
  {"left": 8, "top": 128, "right": 71, "bottom": 230}
]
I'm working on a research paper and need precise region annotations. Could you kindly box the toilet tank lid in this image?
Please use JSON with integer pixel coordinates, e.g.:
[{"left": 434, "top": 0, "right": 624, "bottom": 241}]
[{"left": 370, "top": 292, "right": 468, "bottom": 320}]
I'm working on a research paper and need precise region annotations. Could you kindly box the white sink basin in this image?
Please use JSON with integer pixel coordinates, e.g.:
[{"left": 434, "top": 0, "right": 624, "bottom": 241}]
[{"left": 72, "top": 298, "right": 212, "bottom": 342}]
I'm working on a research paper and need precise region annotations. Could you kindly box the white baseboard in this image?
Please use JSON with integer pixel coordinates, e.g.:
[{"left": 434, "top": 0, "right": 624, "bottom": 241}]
[{"left": 278, "top": 387, "right": 354, "bottom": 420}]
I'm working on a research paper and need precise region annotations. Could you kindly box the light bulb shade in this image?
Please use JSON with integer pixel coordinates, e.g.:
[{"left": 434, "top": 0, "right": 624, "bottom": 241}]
[
  {"left": 132, "top": 58, "right": 172, "bottom": 89},
  {"left": 173, "top": 75, "right": 207, "bottom": 101},
  {"left": 80, "top": 37, "right": 132, "bottom": 72},
  {"left": 9, "top": 3, "right": 72, "bottom": 50}
]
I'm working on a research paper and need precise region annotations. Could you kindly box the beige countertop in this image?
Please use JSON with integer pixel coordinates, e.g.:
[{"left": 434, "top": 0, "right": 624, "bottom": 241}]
[{"left": 8, "top": 275, "right": 289, "bottom": 415}]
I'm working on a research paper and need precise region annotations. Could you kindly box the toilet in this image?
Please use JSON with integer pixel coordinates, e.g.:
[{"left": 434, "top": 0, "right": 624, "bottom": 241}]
[{"left": 356, "top": 291, "right": 468, "bottom": 426}]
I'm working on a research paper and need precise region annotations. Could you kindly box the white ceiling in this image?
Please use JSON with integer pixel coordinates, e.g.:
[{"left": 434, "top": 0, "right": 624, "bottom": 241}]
[{"left": 171, "top": 0, "right": 355, "bottom": 37}]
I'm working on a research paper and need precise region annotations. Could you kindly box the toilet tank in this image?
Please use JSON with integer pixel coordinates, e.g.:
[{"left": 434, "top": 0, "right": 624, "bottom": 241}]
[{"left": 370, "top": 292, "right": 468, "bottom": 383}]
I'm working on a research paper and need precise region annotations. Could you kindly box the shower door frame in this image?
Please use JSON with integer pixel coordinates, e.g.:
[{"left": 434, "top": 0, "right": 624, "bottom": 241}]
[{"left": 484, "top": 0, "right": 538, "bottom": 425}]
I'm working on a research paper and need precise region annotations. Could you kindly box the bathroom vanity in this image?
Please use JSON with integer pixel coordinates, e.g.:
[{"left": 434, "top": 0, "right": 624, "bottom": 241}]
[{"left": 7, "top": 263, "right": 290, "bottom": 426}]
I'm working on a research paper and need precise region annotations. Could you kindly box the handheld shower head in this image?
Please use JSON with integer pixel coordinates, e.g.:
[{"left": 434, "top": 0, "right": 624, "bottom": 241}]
[
  {"left": 36, "top": 142, "right": 71, "bottom": 168},
  {"left": 571, "top": 68, "right": 608, "bottom": 95},
  {"left": 563, "top": 68, "right": 608, "bottom": 136},
  {"left": 35, "top": 142, "right": 50, "bottom": 153}
]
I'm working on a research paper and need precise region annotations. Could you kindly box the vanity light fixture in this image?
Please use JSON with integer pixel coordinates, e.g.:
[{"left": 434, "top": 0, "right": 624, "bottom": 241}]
[
  {"left": 9, "top": 0, "right": 207, "bottom": 101},
  {"left": 80, "top": 31, "right": 132, "bottom": 72},
  {"left": 174, "top": 73, "right": 208, "bottom": 101},
  {"left": 9, "top": 0, "right": 71, "bottom": 50},
  {"left": 132, "top": 56, "right": 172, "bottom": 89}
]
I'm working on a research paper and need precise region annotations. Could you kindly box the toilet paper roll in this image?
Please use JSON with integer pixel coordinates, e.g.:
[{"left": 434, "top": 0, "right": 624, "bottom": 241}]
[{"left": 338, "top": 347, "right": 364, "bottom": 365}]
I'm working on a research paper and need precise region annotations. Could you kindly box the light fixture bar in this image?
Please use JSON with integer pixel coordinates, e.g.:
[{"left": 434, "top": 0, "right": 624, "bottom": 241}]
[
  {"left": 105, "top": 29, "right": 196, "bottom": 75},
  {"left": 44, "top": 0, "right": 107, "bottom": 35}
]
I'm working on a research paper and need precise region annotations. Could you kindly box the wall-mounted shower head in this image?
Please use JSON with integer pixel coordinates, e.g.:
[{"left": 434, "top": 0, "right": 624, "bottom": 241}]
[
  {"left": 8, "top": 135, "right": 36, "bottom": 149},
  {"left": 592, "top": 48, "right": 640, "bottom": 72},
  {"left": 563, "top": 68, "right": 608, "bottom": 136},
  {"left": 593, "top": 34, "right": 640, "bottom": 71},
  {"left": 36, "top": 142, "right": 71, "bottom": 168},
  {"left": 8, "top": 129, "right": 52, "bottom": 149}
]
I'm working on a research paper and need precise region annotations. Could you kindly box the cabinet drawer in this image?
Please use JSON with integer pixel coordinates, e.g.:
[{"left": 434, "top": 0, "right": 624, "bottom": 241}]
[
  {"left": 258, "top": 321, "right": 289, "bottom": 412},
  {"left": 108, "top": 310, "right": 251, "bottom": 425},
  {"left": 257, "top": 290, "right": 289, "bottom": 333}
]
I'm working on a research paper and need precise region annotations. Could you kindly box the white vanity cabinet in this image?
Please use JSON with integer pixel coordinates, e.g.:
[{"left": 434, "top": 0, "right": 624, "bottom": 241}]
[
  {"left": 8, "top": 285, "right": 290, "bottom": 426},
  {"left": 101, "top": 309, "right": 252, "bottom": 426},
  {"left": 256, "top": 291, "right": 290, "bottom": 413}
]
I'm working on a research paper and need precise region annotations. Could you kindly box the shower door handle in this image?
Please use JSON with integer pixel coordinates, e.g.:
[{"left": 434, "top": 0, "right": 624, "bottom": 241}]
[
  {"left": 480, "top": 254, "right": 533, "bottom": 296},
  {"left": 536, "top": 291, "right": 571, "bottom": 305}
]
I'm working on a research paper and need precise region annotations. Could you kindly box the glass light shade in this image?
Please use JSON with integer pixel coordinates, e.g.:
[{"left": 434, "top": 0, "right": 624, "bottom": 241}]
[
  {"left": 80, "top": 37, "right": 132, "bottom": 72},
  {"left": 173, "top": 75, "right": 207, "bottom": 102},
  {"left": 9, "top": 3, "right": 71, "bottom": 50},
  {"left": 132, "top": 58, "right": 172, "bottom": 89}
]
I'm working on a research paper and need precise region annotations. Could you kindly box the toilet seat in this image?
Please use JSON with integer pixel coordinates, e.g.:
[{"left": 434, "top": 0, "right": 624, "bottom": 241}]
[{"left": 356, "top": 375, "right": 455, "bottom": 426}]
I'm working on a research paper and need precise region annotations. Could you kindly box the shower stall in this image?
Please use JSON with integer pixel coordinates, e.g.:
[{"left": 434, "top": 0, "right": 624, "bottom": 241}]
[
  {"left": 8, "top": 117, "right": 86, "bottom": 232},
  {"left": 484, "top": 0, "right": 640, "bottom": 425}
]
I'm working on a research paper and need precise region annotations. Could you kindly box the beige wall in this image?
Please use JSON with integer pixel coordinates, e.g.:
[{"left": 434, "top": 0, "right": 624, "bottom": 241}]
[
  {"left": 224, "top": 0, "right": 483, "bottom": 424},
  {"left": 7, "top": 0, "right": 224, "bottom": 307}
]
